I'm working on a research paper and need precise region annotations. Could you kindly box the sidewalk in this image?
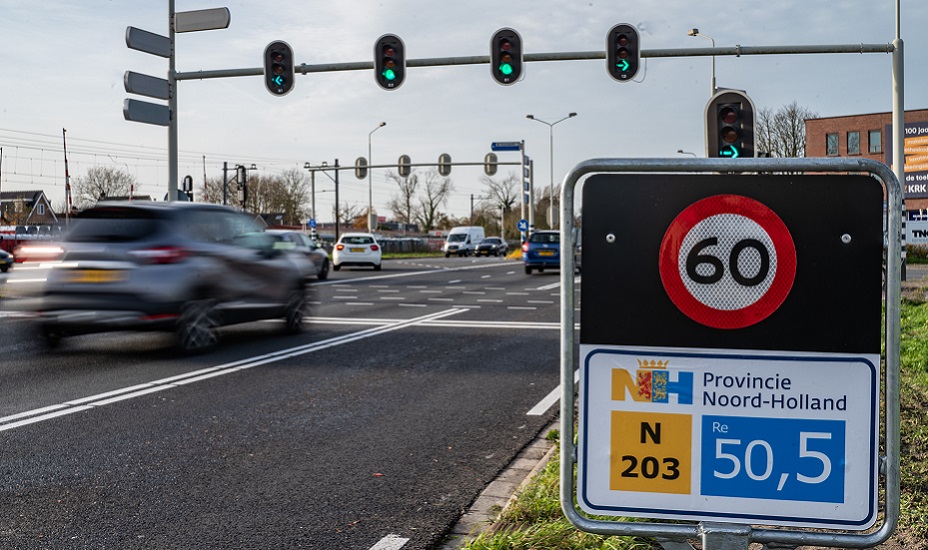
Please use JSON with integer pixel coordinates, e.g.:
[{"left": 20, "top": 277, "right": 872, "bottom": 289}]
[{"left": 440, "top": 419, "right": 559, "bottom": 549}]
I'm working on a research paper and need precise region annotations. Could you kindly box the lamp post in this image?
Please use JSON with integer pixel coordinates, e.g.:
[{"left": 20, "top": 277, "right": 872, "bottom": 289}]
[
  {"left": 687, "top": 28, "right": 716, "bottom": 95},
  {"left": 368, "top": 122, "right": 386, "bottom": 232},
  {"left": 526, "top": 112, "right": 577, "bottom": 229}
]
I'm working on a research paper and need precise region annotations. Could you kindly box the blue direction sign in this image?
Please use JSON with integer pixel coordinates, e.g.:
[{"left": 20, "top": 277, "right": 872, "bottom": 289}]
[
  {"left": 309, "top": 218, "right": 317, "bottom": 229},
  {"left": 517, "top": 219, "right": 529, "bottom": 232},
  {"left": 492, "top": 141, "right": 522, "bottom": 152}
]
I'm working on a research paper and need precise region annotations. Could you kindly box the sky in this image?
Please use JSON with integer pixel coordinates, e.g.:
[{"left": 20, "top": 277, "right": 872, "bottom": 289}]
[{"left": 0, "top": 0, "right": 924, "bottom": 224}]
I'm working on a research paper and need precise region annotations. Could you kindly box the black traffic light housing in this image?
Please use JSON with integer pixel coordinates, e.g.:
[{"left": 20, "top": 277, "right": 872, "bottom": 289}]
[
  {"left": 264, "top": 41, "right": 294, "bottom": 96},
  {"left": 374, "top": 34, "right": 406, "bottom": 90},
  {"left": 490, "top": 28, "right": 523, "bottom": 85},
  {"left": 705, "top": 89, "right": 756, "bottom": 159},
  {"left": 606, "top": 24, "right": 640, "bottom": 82}
]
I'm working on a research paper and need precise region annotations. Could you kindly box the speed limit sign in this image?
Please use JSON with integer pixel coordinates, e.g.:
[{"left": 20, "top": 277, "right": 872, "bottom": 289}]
[{"left": 658, "top": 194, "right": 796, "bottom": 329}]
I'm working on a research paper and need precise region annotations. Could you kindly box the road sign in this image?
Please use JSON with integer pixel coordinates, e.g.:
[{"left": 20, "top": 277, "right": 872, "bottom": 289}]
[
  {"left": 577, "top": 172, "right": 884, "bottom": 529},
  {"left": 174, "top": 7, "right": 231, "bottom": 33},
  {"left": 309, "top": 218, "right": 316, "bottom": 229},
  {"left": 123, "top": 98, "right": 170, "bottom": 127},
  {"left": 125, "top": 26, "right": 170, "bottom": 58},
  {"left": 124, "top": 71, "right": 170, "bottom": 100},
  {"left": 658, "top": 194, "right": 796, "bottom": 329},
  {"left": 491, "top": 141, "right": 521, "bottom": 151}
]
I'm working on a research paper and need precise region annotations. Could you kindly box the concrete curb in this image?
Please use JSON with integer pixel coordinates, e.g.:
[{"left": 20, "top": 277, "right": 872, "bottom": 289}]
[{"left": 440, "top": 419, "right": 559, "bottom": 549}]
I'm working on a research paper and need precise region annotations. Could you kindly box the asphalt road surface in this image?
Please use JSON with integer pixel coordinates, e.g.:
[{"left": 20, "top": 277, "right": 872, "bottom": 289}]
[{"left": 0, "top": 256, "right": 574, "bottom": 549}]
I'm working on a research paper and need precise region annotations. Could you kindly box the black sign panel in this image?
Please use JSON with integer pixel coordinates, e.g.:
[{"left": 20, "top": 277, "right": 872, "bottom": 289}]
[{"left": 580, "top": 174, "right": 883, "bottom": 354}]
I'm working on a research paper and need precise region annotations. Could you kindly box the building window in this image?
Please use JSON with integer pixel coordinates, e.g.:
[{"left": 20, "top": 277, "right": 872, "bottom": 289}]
[
  {"left": 848, "top": 131, "right": 860, "bottom": 155},
  {"left": 869, "top": 129, "right": 882, "bottom": 153},
  {"left": 38, "top": 204, "right": 45, "bottom": 215},
  {"left": 826, "top": 133, "right": 839, "bottom": 155}
]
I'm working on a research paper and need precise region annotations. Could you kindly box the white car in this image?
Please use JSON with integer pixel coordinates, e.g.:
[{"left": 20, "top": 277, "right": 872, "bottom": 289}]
[{"left": 333, "top": 232, "right": 382, "bottom": 271}]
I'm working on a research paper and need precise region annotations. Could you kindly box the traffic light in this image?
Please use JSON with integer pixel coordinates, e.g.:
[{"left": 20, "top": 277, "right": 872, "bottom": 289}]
[
  {"left": 264, "top": 41, "right": 294, "bottom": 96},
  {"left": 355, "top": 157, "right": 368, "bottom": 180},
  {"left": 374, "top": 34, "right": 406, "bottom": 90},
  {"left": 398, "top": 154, "right": 411, "bottom": 177},
  {"left": 490, "top": 28, "right": 522, "bottom": 85},
  {"left": 484, "top": 153, "right": 498, "bottom": 176},
  {"left": 438, "top": 153, "right": 452, "bottom": 177},
  {"left": 606, "top": 24, "right": 640, "bottom": 82},
  {"left": 705, "top": 90, "right": 756, "bottom": 159}
]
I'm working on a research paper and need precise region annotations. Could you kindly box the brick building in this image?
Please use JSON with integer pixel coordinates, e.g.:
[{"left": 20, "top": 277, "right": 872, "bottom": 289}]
[{"left": 805, "top": 108, "right": 928, "bottom": 212}]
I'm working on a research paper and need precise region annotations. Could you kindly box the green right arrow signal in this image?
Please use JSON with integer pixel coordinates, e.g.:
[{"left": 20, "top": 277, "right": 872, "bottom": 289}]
[
  {"left": 720, "top": 145, "right": 740, "bottom": 158},
  {"left": 617, "top": 59, "right": 630, "bottom": 72}
]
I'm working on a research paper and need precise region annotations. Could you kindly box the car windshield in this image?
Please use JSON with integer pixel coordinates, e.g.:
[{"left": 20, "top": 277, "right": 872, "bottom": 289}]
[
  {"left": 342, "top": 236, "right": 374, "bottom": 245},
  {"left": 448, "top": 234, "right": 467, "bottom": 243},
  {"left": 482, "top": 238, "right": 500, "bottom": 244},
  {"left": 65, "top": 208, "right": 160, "bottom": 243},
  {"left": 529, "top": 232, "right": 559, "bottom": 244}
]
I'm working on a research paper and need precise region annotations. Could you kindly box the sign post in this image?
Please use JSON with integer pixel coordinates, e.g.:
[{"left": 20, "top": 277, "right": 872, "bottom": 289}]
[{"left": 559, "top": 158, "right": 902, "bottom": 549}]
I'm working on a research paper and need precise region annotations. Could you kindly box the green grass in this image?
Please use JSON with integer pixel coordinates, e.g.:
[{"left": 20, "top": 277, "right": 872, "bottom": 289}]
[{"left": 465, "top": 300, "right": 928, "bottom": 549}]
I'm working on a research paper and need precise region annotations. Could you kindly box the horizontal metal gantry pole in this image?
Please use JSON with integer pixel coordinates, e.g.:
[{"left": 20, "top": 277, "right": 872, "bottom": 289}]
[{"left": 175, "top": 43, "right": 894, "bottom": 81}]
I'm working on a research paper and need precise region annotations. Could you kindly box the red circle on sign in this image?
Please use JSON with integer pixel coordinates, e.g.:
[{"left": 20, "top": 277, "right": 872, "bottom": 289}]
[{"left": 659, "top": 194, "right": 796, "bottom": 329}]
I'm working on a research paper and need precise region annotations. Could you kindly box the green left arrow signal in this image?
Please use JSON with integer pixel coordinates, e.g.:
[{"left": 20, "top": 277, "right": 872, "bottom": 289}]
[{"left": 273, "top": 75, "right": 284, "bottom": 86}]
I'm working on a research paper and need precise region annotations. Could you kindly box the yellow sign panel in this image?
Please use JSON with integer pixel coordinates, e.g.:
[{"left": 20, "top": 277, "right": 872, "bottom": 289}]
[{"left": 610, "top": 410, "right": 692, "bottom": 494}]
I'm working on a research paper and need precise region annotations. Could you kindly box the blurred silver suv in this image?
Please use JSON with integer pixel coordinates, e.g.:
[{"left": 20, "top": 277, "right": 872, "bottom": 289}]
[{"left": 36, "top": 202, "right": 311, "bottom": 353}]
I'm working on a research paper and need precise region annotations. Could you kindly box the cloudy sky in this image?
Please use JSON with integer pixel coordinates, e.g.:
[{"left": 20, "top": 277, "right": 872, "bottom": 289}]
[{"left": 0, "top": 1, "right": 924, "bottom": 222}]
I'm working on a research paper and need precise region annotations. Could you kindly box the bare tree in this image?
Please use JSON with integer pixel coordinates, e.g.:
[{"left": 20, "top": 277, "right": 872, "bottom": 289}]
[
  {"left": 386, "top": 170, "right": 419, "bottom": 225},
  {"left": 480, "top": 172, "right": 520, "bottom": 239},
  {"left": 757, "top": 101, "right": 817, "bottom": 158},
  {"left": 415, "top": 169, "right": 454, "bottom": 232},
  {"left": 333, "top": 202, "right": 362, "bottom": 227},
  {"left": 277, "top": 168, "right": 310, "bottom": 226},
  {"left": 72, "top": 166, "right": 136, "bottom": 208}
]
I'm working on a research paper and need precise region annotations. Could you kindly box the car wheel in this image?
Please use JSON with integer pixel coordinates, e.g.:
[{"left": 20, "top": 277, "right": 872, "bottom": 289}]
[
  {"left": 444, "top": 253, "right": 450, "bottom": 258},
  {"left": 333, "top": 264, "right": 341, "bottom": 271},
  {"left": 283, "top": 287, "right": 307, "bottom": 335},
  {"left": 176, "top": 299, "right": 219, "bottom": 354},
  {"left": 525, "top": 266, "right": 532, "bottom": 275},
  {"left": 0, "top": 265, "right": 8, "bottom": 273},
  {"left": 374, "top": 263, "right": 382, "bottom": 271},
  {"left": 317, "top": 259, "right": 330, "bottom": 280}
]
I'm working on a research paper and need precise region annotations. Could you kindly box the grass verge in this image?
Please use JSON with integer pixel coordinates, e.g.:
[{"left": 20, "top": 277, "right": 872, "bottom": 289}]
[{"left": 465, "top": 299, "right": 928, "bottom": 549}]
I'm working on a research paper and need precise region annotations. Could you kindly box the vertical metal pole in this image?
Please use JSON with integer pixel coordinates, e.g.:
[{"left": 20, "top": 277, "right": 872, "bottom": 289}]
[
  {"left": 222, "top": 162, "right": 228, "bottom": 206},
  {"left": 892, "top": 1, "right": 905, "bottom": 280},
  {"left": 167, "top": 0, "right": 178, "bottom": 202},
  {"left": 311, "top": 170, "right": 316, "bottom": 239},
  {"left": 470, "top": 194, "right": 474, "bottom": 226},
  {"left": 528, "top": 159, "right": 535, "bottom": 232},
  {"left": 520, "top": 141, "right": 526, "bottom": 242},
  {"left": 548, "top": 124, "right": 555, "bottom": 228},
  {"left": 334, "top": 159, "right": 340, "bottom": 243}
]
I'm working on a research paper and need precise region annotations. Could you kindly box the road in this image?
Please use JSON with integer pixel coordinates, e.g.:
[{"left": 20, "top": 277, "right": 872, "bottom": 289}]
[{"left": 0, "top": 256, "right": 572, "bottom": 549}]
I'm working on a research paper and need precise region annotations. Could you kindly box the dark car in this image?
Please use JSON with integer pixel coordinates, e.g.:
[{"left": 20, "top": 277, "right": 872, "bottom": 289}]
[
  {"left": 0, "top": 249, "right": 12, "bottom": 272},
  {"left": 266, "top": 229, "right": 330, "bottom": 280},
  {"left": 475, "top": 237, "right": 508, "bottom": 257},
  {"left": 35, "top": 202, "right": 311, "bottom": 353},
  {"left": 522, "top": 230, "right": 581, "bottom": 274}
]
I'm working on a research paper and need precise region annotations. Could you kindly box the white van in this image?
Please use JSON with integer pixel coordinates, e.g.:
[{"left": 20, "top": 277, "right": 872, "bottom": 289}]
[{"left": 442, "top": 226, "right": 485, "bottom": 257}]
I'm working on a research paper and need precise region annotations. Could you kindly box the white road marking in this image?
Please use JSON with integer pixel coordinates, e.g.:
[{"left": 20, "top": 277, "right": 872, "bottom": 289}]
[
  {"left": 0, "top": 309, "right": 467, "bottom": 433},
  {"left": 507, "top": 306, "right": 537, "bottom": 311},
  {"left": 527, "top": 370, "right": 579, "bottom": 416},
  {"left": 370, "top": 534, "right": 409, "bottom": 550}
]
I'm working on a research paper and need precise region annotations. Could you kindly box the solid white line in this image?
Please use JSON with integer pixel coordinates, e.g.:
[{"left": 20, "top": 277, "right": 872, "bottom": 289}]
[
  {"left": 0, "top": 309, "right": 466, "bottom": 433},
  {"left": 507, "top": 306, "right": 537, "bottom": 311},
  {"left": 346, "top": 302, "right": 375, "bottom": 306},
  {"left": 527, "top": 370, "right": 579, "bottom": 416},
  {"left": 369, "top": 534, "right": 409, "bottom": 550}
]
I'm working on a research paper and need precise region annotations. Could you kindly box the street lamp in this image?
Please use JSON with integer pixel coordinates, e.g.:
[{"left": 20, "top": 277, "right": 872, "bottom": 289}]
[
  {"left": 526, "top": 112, "right": 577, "bottom": 229},
  {"left": 677, "top": 149, "right": 698, "bottom": 158},
  {"left": 687, "top": 28, "right": 716, "bottom": 95},
  {"left": 368, "top": 122, "right": 386, "bottom": 232}
]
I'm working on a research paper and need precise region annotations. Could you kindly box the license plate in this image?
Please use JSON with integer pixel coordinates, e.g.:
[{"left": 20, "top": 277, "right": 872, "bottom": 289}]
[
  {"left": 539, "top": 250, "right": 556, "bottom": 257},
  {"left": 350, "top": 247, "right": 365, "bottom": 253},
  {"left": 66, "top": 269, "right": 127, "bottom": 284}
]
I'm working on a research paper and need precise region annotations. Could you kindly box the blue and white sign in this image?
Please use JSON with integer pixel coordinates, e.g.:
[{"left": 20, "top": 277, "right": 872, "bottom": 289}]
[
  {"left": 491, "top": 141, "right": 522, "bottom": 152},
  {"left": 308, "top": 218, "right": 317, "bottom": 229},
  {"left": 517, "top": 219, "right": 529, "bottom": 232},
  {"left": 577, "top": 345, "right": 879, "bottom": 530}
]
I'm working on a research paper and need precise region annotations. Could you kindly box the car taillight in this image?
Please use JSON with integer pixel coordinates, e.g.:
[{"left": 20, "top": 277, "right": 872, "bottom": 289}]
[
  {"left": 129, "top": 246, "right": 188, "bottom": 265},
  {"left": 13, "top": 244, "right": 63, "bottom": 263},
  {"left": 370, "top": 244, "right": 379, "bottom": 251},
  {"left": 336, "top": 244, "right": 345, "bottom": 251}
]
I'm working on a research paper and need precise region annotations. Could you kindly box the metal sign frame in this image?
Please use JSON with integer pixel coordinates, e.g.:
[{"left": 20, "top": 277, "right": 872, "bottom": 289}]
[{"left": 559, "top": 157, "right": 901, "bottom": 549}]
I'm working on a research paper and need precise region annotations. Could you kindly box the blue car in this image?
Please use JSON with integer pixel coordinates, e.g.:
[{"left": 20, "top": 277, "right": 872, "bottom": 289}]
[
  {"left": 0, "top": 249, "right": 12, "bottom": 273},
  {"left": 522, "top": 230, "right": 581, "bottom": 274}
]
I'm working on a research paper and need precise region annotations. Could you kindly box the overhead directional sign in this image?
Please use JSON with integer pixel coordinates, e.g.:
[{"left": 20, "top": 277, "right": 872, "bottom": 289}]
[
  {"left": 123, "top": 99, "right": 170, "bottom": 127},
  {"left": 174, "top": 7, "right": 231, "bottom": 33},
  {"left": 577, "top": 173, "right": 884, "bottom": 529},
  {"left": 124, "top": 71, "right": 170, "bottom": 100},
  {"left": 125, "top": 26, "right": 170, "bottom": 58},
  {"left": 491, "top": 141, "right": 521, "bottom": 152}
]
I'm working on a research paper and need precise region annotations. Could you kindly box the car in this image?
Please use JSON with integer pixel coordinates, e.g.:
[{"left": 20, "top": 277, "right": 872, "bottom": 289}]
[
  {"left": 0, "top": 249, "right": 13, "bottom": 272},
  {"left": 442, "top": 226, "right": 485, "bottom": 257},
  {"left": 475, "top": 237, "right": 508, "bottom": 257},
  {"left": 521, "top": 230, "right": 581, "bottom": 274},
  {"left": 333, "top": 232, "right": 382, "bottom": 271},
  {"left": 34, "top": 201, "right": 312, "bottom": 353},
  {"left": 265, "top": 229, "right": 330, "bottom": 280}
]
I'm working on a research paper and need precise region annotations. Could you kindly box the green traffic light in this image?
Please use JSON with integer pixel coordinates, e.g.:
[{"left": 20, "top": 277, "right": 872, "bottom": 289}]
[
  {"left": 383, "top": 68, "right": 396, "bottom": 81},
  {"left": 499, "top": 63, "right": 513, "bottom": 76}
]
